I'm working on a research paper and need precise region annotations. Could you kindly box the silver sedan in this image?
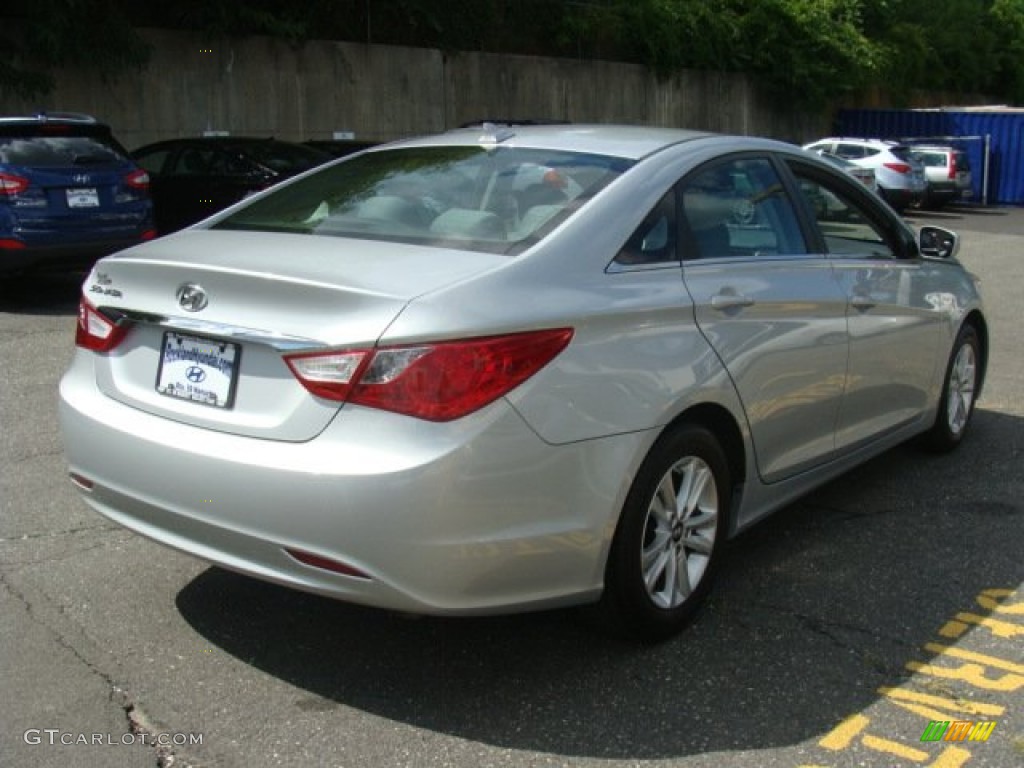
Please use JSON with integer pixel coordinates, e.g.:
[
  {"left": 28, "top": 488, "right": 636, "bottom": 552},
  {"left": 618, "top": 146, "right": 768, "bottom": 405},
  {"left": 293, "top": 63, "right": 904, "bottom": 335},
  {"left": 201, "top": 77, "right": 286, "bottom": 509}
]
[{"left": 59, "top": 124, "right": 987, "bottom": 641}]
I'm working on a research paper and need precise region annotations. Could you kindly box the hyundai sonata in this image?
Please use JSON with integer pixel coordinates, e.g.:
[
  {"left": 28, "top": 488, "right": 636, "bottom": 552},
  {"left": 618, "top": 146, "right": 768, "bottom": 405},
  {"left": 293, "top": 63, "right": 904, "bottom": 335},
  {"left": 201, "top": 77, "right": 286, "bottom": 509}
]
[{"left": 59, "top": 124, "right": 986, "bottom": 640}]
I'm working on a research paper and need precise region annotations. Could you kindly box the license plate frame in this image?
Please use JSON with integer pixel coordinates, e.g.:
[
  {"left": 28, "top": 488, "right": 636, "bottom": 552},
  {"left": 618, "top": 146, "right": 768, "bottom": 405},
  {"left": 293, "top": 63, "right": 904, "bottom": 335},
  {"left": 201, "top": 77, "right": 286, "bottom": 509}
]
[
  {"left": 66, "top": 188, "right": 100, "bottom": 208},
  {"left": 156, "top": 331, "right": 241, "bottom": 409}
]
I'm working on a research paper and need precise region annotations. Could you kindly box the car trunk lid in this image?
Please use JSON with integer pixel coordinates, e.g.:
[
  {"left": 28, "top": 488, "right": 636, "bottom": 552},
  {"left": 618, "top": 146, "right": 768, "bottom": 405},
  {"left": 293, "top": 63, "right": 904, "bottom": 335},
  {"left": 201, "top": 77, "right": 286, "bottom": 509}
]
[{"left": 83, "top": 230, "right": 507, "bottom": 440}]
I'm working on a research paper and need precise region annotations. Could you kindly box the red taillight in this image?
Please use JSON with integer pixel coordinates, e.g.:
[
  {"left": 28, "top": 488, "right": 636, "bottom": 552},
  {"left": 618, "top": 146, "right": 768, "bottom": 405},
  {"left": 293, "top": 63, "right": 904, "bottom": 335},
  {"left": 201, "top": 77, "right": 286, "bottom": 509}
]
[
  {"left": 0, "top": 172, "right": 29, "bottom": 195},
  {"left": 75, "top": 299, "right": 129, "bottom": 352},
  {"left": 948, "top": 155, "right": 957, "bottom": 180},
  {"left": 883, "top": 162, "right": 912, "bottom": 175},
  {"left": 141, "top": 228, "right": 158, "bottom": 241},
  {"left": 284, "top": 328, "right": 574, "bottom": 421},
  {"left": 125, "top": 169, "right": 150, "bottom": 191},
  {"left": 0, "top": 238, "right": 26, "bottom": 249}
]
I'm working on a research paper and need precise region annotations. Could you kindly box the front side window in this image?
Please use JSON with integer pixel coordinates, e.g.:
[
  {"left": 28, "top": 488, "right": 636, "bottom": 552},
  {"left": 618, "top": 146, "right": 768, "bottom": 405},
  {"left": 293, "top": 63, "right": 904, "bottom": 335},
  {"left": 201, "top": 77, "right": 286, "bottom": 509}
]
[
  {"left": 214, "top": 146, "right": 632, "bottom": 255},
  {"left": 788, "top": 161, "right": 897, "bottom": 259},
  {"left": 679, "top": 156, "right": 806, "bottom": 260}
]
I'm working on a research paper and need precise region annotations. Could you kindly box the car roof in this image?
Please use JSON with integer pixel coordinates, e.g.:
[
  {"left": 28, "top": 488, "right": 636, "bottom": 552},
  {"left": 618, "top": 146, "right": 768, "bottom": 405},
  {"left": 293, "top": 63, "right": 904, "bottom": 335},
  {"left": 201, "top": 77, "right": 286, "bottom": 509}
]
[
  {"left": 133, "top": 136, "right": 313, "bottom": 151},
  {"left": 0, "top": 113, "right": 114, "bottom": 138},
  {"left": 811, "top": 136, "right": 902, "bottom": 146},
  {"left": 387, "top": 123, "right": 717, "bottom": 161},
  {"left": 0, "top": 112, "right": 102, "bottom": 126}
]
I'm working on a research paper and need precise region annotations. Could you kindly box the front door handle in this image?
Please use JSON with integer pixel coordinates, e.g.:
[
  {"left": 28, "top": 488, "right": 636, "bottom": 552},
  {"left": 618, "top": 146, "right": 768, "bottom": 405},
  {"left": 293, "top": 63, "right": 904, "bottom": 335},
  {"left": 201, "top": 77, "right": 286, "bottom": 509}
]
[
  {"left": 711, "top": 293, "right": 755, "bottom": 311},
  {"left": 850, "top": 294, "right": 876, "bottom": 310}
]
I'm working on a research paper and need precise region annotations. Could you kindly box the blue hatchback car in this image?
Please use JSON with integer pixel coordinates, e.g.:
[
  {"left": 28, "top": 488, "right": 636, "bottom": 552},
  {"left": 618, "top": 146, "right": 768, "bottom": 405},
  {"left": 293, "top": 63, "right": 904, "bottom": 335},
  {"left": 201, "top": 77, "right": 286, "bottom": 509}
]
[{"left": 0, "top": 113, "right": 155, "bottom": 276}]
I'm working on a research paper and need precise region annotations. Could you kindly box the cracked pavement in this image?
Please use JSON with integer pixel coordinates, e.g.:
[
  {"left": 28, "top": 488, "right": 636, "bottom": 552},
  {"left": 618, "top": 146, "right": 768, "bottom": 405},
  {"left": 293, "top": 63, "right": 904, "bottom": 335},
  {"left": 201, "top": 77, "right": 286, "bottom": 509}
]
[{"left": 2, "top": 208, "right": 1022, "bottom": 767}]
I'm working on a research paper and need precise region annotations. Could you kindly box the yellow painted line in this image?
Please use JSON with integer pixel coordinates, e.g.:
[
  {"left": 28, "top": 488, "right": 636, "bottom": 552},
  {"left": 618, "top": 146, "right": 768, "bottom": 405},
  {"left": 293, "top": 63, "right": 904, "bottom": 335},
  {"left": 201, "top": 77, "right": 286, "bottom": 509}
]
[
  {"left": 878, "top": 686, "right": 1005, "bottom": 717},
  {"left": 939, "top": 620, "right": 970, "bottom": 639},
  {"left": 948, "top": 612, "right": 1024, "bottom": 639},
  {"left": 819, "top": 713, "right": 869, "bottom": 750},
  {"left": 929, "top": 746, "right": 973, "bottom": 768},
  {"left": 924, "top": 642, "right": 1024, "bottom": 675},
  {"left": 906, "top": 660, "right": 1024, "bottom": 692},
  {"left": 861, "top": 733, "right": 929, "bottom": 761},
  {"left": 976, "top": 588, "right": 1024, "bottom": 615}
]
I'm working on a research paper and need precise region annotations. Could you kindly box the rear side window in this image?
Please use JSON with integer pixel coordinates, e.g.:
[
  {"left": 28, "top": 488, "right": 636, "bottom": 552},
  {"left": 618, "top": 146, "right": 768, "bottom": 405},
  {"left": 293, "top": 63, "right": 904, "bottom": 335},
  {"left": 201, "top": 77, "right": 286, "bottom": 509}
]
[
  {"left": 215, "top": 146, "right": 632, "bottom": 255},
  {"left": 614, "top": 190, "right": 677, "bottom": 265},
  {"left": 170, "top": 148, "right": 217, "bottom": 176},
  {"left": 835, "top": 143, "right": 868, "bottom": 159},
  {"left": 134, "top": 148, "right": 172, "bottom": 176}
]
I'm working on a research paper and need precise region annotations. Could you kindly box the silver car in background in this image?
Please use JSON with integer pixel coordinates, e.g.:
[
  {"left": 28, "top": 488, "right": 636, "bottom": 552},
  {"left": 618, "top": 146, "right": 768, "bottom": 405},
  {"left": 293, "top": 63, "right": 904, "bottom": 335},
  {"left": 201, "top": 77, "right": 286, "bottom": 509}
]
[
  {"left": 60, "top": 125, "right": 987, "bottom": 641},
  {"left": 908, "top": 144, "right": 974, "bottom": 209}
]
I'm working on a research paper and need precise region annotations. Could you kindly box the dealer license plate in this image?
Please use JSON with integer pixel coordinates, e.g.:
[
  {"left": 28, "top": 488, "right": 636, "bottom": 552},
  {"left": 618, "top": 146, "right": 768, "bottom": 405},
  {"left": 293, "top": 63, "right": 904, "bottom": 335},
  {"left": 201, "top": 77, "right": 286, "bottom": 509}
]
[
  {"left": 156, "top": 332, "right": 240, "bottom": 409},
  {"left": 66, "top": 188, "right": 100, "bottom": 208}
]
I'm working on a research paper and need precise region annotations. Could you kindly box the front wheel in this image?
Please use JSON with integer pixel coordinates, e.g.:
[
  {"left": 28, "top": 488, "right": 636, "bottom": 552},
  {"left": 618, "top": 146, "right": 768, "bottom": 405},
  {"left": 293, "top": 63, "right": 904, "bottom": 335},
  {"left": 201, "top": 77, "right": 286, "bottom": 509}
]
[
  {"left": 921, "top": 324, "right": 981, "bottom": 452},
  {"left": 599, "top": 425, "right": 730, "bottom": 642}
]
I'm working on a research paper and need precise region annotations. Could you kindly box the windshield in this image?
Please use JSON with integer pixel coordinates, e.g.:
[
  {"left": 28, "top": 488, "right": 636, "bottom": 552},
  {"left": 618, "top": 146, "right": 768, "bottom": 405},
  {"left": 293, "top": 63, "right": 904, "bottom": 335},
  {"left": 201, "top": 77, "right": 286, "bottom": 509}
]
[{"left": 213, "top": 146, "right": 633, "bottom": 255}]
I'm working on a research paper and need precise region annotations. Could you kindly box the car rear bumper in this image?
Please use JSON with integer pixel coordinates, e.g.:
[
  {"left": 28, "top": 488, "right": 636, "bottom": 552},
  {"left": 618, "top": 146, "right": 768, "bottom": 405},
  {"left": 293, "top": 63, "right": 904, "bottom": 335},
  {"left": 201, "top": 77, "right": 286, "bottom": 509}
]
[
  {"left": 0, "top": 234, "right": 152, "bottom": 276},
  {"left": 879, "top": 186, "right": 925, "bottom": 210},
  {"left": 59, "top": 351, "right": 645, "bottom": 615}
]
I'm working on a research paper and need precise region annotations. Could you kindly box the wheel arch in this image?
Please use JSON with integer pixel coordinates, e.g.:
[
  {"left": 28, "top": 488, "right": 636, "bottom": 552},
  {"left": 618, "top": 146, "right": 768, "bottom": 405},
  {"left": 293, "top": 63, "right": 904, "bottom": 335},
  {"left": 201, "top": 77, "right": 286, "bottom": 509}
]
[
  {"left": 662, "top": 401, "right": 748, "bottom": 533},
  {"left": 962, "top": 309, "right": 989, "bottom": 399}
]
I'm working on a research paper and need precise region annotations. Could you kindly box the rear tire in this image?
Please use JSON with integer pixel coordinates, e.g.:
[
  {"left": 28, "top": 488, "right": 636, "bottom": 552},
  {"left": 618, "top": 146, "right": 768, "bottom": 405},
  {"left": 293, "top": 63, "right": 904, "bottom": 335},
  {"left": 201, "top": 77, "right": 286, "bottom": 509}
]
[
  {"left": 599, "top": 425, "right": 730, "bottom": 642},
  {"left": 921, "top": 324, "right": 980, "bottom": 452}
]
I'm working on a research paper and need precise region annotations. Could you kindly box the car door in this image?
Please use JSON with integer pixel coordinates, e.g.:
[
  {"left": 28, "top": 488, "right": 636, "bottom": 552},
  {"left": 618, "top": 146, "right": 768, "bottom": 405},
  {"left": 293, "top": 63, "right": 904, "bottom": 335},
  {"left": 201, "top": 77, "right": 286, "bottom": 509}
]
[
  {"left": 783, "top": 157, "right": 946, "bottom": 451},
  {"left": 680, "top": 155, "right": 849, "bottom": 483},
  {"left": 158, "top": 144, "right": 227, "bottom": 231},
  {"left": 132, "top": 145, "right": 176, "bottom": 233},
  {"left": 204, "top": 147, "right": 265, "bottom": 213}
]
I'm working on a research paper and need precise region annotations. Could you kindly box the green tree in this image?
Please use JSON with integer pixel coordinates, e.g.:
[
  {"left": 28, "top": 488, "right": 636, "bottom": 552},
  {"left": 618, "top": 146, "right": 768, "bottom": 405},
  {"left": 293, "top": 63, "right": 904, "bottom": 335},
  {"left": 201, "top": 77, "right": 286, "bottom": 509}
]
[
  {"left": 3, "top": 0, "right": 1023, "bottom": 108},
  {"left": 736, "top": 0, "right": 881, "bottom": 106},
  {"left": 1, "top": 0, "right": 149, "bottom": 100}
]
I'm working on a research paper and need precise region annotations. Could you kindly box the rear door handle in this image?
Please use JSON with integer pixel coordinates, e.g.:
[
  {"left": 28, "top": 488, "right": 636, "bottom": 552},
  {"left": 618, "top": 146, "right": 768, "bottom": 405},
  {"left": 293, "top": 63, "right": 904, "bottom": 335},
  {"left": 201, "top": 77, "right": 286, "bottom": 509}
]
[
  {"left": 711, "top": 293, "right": 755, "bottom": 311},
  {"left": 850, "top": 294, "right": 876, "bottom": 310}
]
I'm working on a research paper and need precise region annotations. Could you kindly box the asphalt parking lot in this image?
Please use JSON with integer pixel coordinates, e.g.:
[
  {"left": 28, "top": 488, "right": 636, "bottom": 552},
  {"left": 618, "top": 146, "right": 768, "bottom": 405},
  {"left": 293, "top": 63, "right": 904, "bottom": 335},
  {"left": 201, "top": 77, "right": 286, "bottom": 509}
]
[{"left": 1, "top": 203, "right": 1022, "bottom": 768}]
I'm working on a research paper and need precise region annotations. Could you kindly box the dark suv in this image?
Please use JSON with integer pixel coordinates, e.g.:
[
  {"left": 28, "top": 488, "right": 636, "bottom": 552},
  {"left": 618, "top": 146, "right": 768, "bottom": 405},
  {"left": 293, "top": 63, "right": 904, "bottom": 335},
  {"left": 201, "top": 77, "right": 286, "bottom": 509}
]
[{"left": 0, "top": 113, "right": 155, "bottom": 276}]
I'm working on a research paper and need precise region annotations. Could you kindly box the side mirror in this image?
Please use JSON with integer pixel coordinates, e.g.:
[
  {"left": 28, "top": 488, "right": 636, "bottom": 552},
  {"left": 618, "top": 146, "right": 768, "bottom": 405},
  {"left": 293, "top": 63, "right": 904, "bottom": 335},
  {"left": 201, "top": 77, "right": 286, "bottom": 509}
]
[{"left": 918, "top": 226, "right": 959, "bottom": 259}]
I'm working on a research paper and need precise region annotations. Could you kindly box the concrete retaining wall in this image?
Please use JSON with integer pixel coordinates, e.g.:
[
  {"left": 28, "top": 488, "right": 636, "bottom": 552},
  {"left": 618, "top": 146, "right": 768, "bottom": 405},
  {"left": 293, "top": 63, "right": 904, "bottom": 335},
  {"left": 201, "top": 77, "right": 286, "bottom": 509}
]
[{"left": 1, "top": 28, "right": 826, "bottom": 150}]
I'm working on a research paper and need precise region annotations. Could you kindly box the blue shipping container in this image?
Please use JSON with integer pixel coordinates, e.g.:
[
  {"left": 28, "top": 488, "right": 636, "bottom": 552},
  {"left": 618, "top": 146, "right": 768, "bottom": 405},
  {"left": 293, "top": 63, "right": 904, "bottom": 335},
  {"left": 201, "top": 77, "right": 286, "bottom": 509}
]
[{"left": 837, "top": 109, "right": 1024, "bottom": 205}]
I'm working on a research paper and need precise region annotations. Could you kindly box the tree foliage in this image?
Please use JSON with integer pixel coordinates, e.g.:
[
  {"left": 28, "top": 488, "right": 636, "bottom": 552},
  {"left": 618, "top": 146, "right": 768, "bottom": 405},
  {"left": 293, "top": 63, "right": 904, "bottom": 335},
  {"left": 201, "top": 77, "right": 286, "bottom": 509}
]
[{"left": 2, "top": 0, "right": 1024, "bottom": 108}]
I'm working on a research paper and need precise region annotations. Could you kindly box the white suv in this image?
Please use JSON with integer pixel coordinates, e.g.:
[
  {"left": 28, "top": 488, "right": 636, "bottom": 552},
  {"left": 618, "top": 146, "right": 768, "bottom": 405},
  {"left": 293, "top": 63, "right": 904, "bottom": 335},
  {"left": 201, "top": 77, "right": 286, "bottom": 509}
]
[{"left": 803, "top": 138, "right": 927, "bottom": 211}]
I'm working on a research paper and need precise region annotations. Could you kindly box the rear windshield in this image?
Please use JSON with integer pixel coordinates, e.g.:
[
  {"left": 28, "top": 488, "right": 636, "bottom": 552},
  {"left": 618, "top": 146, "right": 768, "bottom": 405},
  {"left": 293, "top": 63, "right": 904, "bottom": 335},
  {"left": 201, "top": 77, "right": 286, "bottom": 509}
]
[
  {"left": 0, "top": 126, "right": 128, "bottom": 167},
  {"left": 213, "top": 146, "right": 633, "bottom": 255},
  {"left": 912, "top": 151, "right": 948, "bottom": 167},
  {"left": 889, "top": 146, "right": 917, "bottom": 163}
]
